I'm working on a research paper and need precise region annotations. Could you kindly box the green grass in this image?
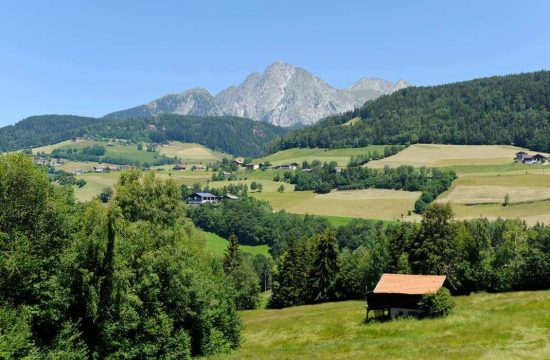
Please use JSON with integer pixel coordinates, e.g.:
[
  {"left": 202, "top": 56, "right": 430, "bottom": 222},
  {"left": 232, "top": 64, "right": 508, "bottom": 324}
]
[
  {"left": 256, "top": 145, "right": 388, "bottom": 167},
  {"left": 212, "top": 290, "right": 550, "bottom": 359},
  {"left": 202, "top": 231, "right": 271, "bottom": 257}
]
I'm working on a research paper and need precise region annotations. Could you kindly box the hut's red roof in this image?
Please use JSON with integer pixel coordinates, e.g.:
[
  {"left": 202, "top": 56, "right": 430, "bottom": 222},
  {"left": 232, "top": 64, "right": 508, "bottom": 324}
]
[{"left": 373, "top": 274, "right": 446, "bottom": 295}]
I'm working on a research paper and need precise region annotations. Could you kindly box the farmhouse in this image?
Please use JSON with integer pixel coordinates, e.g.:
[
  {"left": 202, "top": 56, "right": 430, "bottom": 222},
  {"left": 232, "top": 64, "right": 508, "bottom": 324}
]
[
  {"left": 232, "top": 159, "right": 244, "bottom": 167},
  {"left": 187, "top": 192, "right": 218, "bottom": 205},
  {"left": 522, "top": 154, "right": 546, "bottom": 164},
  {"left": 515, "top": 151, "right": 528, "bottom": 161},
  {"left": 246, "top": 163, "right": 260, "bottom": 170},
  {"left": 366, "top": 273, "right": 447, "bottom": 320},
  {"left": 172, "top": 165, "right": 186, "bottom": 171},
  {"left": 278, "top": 162, "right": 299, "bottom": 170}
]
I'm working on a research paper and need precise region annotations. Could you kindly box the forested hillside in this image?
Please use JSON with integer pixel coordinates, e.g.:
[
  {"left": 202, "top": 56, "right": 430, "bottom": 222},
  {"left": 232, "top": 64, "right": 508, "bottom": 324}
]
[
  {"left": 0, "top": 114, "right": 288, "bottom": 157},
  {"left": 271, "top": 71, "right": 550, "bottom": 152},
  {"left": 0, "top": 115, "right": 103, "bottom": 152}
]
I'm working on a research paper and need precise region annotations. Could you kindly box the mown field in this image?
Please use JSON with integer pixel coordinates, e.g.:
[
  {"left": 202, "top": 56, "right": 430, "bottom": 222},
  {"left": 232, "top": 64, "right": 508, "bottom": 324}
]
[
  {"left": 212, "top": 290, "right": 550, "bottom": 359},
  {"left": 158, "top": 141, "right": 229, "bottom": 164},
  {"left": 436, "top": 173, "right": 550, "bottom": 225}
]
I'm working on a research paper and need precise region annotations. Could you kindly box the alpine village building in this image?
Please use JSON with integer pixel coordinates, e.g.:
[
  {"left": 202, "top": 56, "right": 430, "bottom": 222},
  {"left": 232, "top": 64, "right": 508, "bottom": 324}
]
[
  {"left": 515, "top": 151, "right": 547, "bottom": 164},
  {"left": 187, "top": 192, "right": 238, "bottom": 205},
  {"left": 366, "top": 273, "right": 447, "bottom": 320}
]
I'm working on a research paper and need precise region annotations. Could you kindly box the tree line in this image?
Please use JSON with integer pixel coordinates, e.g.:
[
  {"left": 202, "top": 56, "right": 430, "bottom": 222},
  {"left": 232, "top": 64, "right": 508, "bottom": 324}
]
[
  {"left": 270, "top": 71, "right": 550, "bottom": 152},
  {"left": 268, "top": 203, "right": 550, "bottom": 308}
]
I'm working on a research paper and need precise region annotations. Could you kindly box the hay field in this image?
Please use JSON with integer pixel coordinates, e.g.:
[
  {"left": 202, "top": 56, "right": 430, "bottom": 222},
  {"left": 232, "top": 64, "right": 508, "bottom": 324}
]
[
  {"left": 158, "top": 142, "right": 229, "bottom": 163},
  {"left": 367, "top": 144, "right": 543, "bottom": 168},
  {"left": 254, "top": 189, "right": 420, "bottom": 220},
  {"left": 435, "top": 174, "right": 550, "bottom": 224},
  {"left": 256, "top": 145, "right": 387, "bottom": 167}
]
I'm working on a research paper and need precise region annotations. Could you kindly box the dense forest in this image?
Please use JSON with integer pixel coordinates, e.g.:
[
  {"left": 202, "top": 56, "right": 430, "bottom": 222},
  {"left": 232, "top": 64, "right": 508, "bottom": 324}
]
[
  {"left": 0, "top": 114, "right": 288, "bottom": 157},
  {"left": 270, "top": 71, "right": 550, "bottom": 152},
  {"left": 0, "top": 115, "right": 103, "bottom": 152}
]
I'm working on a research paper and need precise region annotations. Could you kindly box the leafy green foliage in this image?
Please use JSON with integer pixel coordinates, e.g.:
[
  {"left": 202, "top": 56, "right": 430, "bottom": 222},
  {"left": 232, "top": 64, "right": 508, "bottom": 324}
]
[
  {"left": 418, "top": 288, "right": 455, "bottom": 317},
  {"left": 272, "top": 71, "right": 550, "bottom": 152},
  {"left": 0, "top": 154, "right": 243, "bottom": 358}
]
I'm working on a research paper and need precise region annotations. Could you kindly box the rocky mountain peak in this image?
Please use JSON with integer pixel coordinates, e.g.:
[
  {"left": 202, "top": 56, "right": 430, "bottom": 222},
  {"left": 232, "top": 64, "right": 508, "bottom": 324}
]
[{"left": 104, "top": 62, "right": 411, "bottom": 126}]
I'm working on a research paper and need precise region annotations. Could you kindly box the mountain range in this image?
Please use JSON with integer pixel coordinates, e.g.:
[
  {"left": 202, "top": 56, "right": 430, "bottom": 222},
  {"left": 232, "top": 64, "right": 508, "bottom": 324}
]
[{"left": 104, "top": 62, "right": 410, "bottom": 127}]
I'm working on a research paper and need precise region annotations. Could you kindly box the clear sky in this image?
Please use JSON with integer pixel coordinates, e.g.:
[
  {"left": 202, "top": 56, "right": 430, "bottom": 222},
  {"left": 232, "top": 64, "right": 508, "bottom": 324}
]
[{"left": 0, "top": 0, "right": 549, "bottom": 126}]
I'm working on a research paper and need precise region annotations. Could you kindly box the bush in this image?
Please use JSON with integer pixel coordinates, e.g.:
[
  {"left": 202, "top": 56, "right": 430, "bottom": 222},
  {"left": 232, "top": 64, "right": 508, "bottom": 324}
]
[{"left": 417, "top": 287, "right": 454, "bottom": 317}]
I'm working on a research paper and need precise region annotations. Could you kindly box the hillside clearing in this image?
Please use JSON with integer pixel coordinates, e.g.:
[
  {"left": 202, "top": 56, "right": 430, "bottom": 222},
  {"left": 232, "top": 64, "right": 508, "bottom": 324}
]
[
  {"left": 201, "top": 231, "right": 270, "bottom": 257},
  {"left": 367, "top": 144, "right": 545, "bottom": 168},
  {"left": 213, "top": 290, "right": 550, "bottom": 359}
]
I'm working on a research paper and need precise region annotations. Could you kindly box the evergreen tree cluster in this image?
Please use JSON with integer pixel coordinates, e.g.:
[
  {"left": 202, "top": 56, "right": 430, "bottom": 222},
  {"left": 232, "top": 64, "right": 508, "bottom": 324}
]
[{"left": 271, "top": 71, "right": 550, "bottom": 152}]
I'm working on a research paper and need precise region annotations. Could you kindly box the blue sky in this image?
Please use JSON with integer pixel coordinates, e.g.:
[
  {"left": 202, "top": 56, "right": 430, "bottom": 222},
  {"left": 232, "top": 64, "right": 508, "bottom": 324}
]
[{"left": 0, "top": 0, "right": 548, "bottom": 126}]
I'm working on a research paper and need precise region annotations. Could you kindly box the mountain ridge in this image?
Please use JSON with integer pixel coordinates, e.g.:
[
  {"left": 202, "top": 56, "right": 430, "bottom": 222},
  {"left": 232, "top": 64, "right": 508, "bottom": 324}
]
[{"left": 104, "top": 62, "right": 410, "bottom": 127}]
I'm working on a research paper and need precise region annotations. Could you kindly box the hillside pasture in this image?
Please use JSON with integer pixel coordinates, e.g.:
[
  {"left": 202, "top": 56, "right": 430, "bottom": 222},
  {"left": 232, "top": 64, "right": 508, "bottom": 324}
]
[
  {"left": 73, "top": 172, "right": 119, "bottom": 201},
  {"left": 213, "top": 290, "right": 550, "bottom": 359},
  {"left": 367, "top": 144, "right": 543, "bottom": 168},
  {"left": 158, "top": 141, "right": 229, "bottom": 163},
  {"left": 257, "top": 145, "right": 388, "bottom": 167}
]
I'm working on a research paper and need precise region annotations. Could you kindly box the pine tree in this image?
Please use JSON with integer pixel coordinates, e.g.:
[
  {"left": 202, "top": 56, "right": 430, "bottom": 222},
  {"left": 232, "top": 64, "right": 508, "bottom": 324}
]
[
  {"left": 308, "top": 230, "right": 339, "bottom": 303},
  {"left": 269, "top": 237, "right": 307, "bottom": 308},
  {"left": 223, "top": 234, "right": 242, "bottom": 274}
]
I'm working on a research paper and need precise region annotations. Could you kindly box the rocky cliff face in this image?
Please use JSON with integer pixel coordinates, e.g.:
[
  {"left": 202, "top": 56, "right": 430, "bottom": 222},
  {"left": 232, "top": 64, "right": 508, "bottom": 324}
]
[{"left": 104, "top": 62, "right": 411, "bottom": 127}]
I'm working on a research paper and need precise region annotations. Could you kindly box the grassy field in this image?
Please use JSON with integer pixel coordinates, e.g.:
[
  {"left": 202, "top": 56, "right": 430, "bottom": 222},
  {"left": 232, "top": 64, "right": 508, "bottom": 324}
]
[
  {"left": 367, "top": 144, "right": 547, "bottom": 168},
  {"left": 158, "top": 141, "right": 229, "bottom": 164},
  {"left": 213, "top": 290, "right": 550, "bottom": 359},
  {"left": 256, "top": 145, "right": 388, "bottom": 167},
  {"left": 202, "top": 231, "right": 270, "bottom": 257},
  {"left": 253, "top": 189, "right": 420, "bottom": 221}
]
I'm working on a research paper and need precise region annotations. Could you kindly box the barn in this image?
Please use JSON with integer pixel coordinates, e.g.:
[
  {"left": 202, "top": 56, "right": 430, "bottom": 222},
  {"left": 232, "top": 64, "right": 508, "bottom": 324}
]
[{"left": 366, "top": 273, "right": 447, "bottom": 320}]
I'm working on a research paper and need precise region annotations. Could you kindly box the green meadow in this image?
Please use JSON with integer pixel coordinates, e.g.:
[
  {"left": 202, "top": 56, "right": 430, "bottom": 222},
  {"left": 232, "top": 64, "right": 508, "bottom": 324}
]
[
  {"left": 213, "top": 290, "right": 550, "bottom": 359},
  {"left": 202, "top": 231, "right": 271, "bottom": 257}
]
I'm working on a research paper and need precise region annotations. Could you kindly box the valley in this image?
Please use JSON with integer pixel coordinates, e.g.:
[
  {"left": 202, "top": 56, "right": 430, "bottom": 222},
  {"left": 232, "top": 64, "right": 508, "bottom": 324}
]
[{"left": 33, "top": 139, "right": 550, "bottom": 226}]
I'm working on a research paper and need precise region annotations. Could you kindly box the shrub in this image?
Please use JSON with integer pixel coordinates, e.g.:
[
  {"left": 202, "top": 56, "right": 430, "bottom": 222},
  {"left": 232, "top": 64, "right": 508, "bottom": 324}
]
[{"left": 418, "top": 287, "right": 454, "bottom": 317}]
